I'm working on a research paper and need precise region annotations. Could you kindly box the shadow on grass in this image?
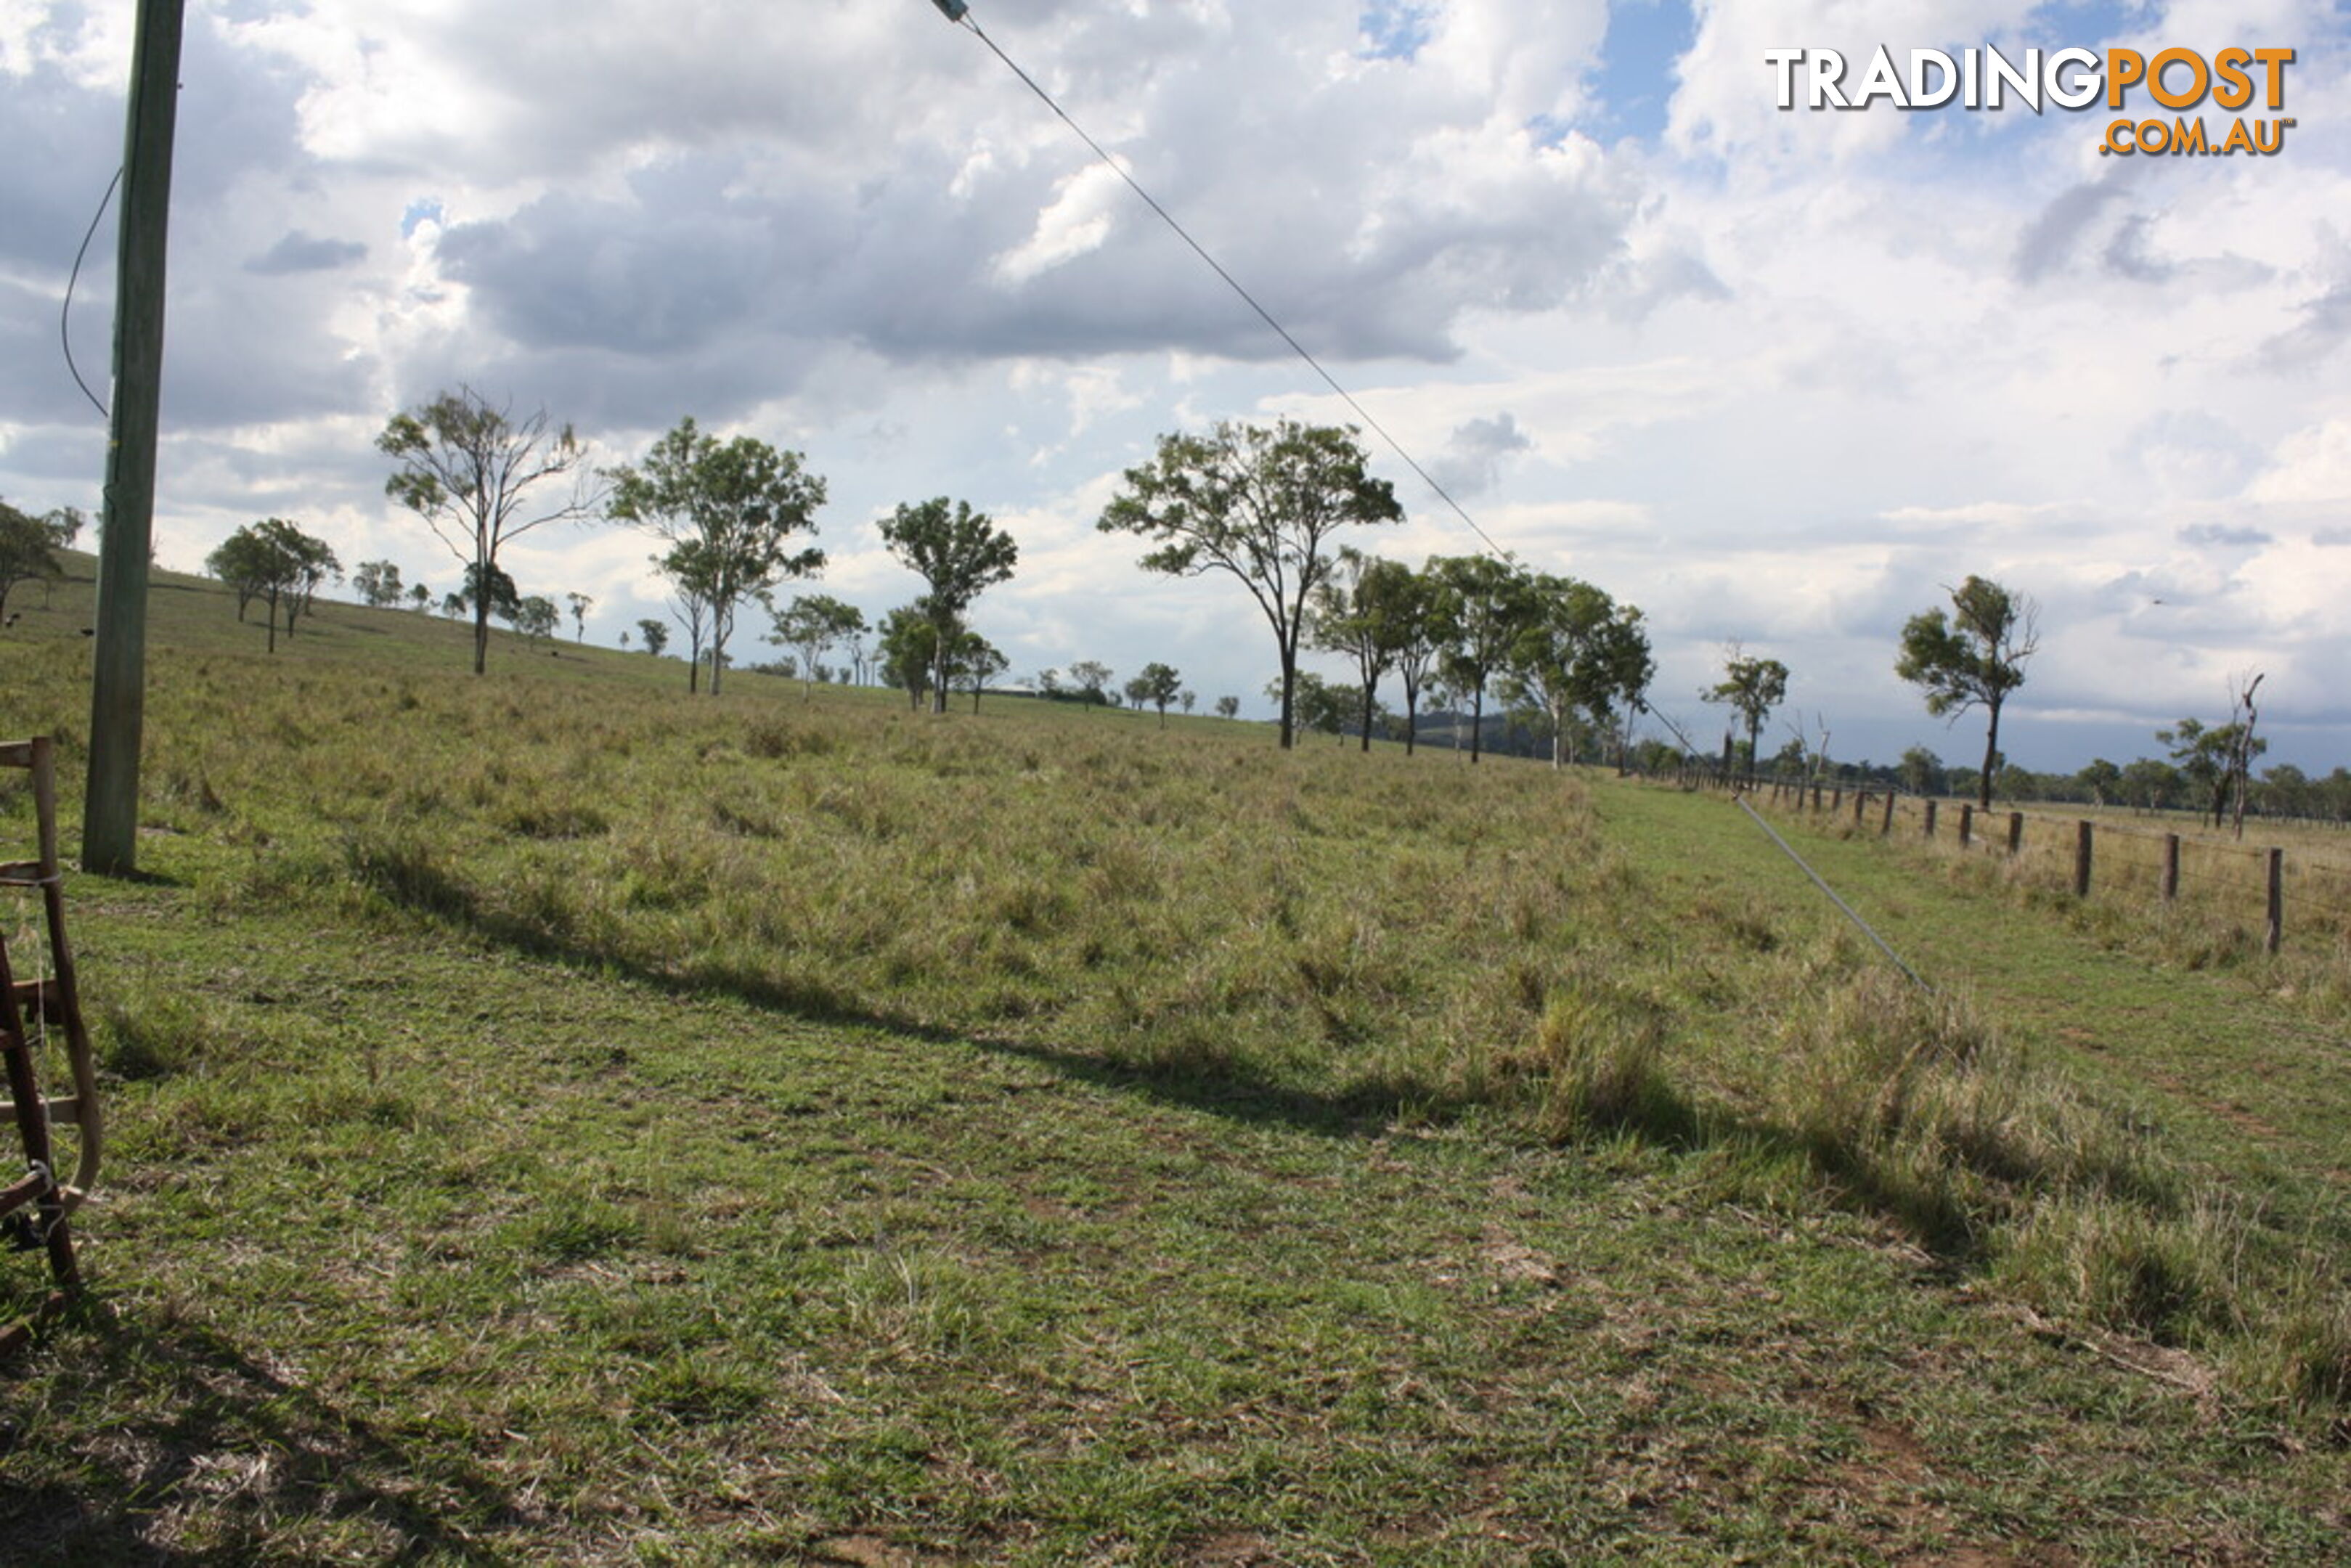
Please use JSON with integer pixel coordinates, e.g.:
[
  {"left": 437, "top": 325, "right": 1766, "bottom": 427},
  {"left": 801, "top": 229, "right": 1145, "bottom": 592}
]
[
  {"left": 0, "top": 1296, "right": 521, "bottom": 1564},
  {"left": 340, "top": 833, "right": 1436, "bottom": 1143},
  {"left": 333, "top": 833, "right": 2045, "bottom": 1265}
]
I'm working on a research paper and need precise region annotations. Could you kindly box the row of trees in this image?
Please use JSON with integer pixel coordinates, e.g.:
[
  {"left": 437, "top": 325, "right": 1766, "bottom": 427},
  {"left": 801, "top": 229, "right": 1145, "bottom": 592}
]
[
  {"left": 1693, "top": 576, "right": 2040, "bottom": 814},
  {"left": 375, "top": 401, "right": 1665, "bottom": 759},
  {"left": 204, "top": 518, "right": 593, "bottom": 656},
  {"left": 205, "top": 519, "right": 341, "bottom": 652},
  {"left": 378, "top": 391, "right": 1028, "bottom": 701},
  {"left": 1096, "top": 418, "right": 1655, "bottom": 759}
]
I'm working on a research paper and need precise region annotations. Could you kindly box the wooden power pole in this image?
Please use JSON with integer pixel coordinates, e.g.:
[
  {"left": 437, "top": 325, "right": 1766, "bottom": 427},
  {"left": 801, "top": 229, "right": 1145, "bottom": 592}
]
[{"left": 82, "top": 0, "right": 188, "bottom": 875}]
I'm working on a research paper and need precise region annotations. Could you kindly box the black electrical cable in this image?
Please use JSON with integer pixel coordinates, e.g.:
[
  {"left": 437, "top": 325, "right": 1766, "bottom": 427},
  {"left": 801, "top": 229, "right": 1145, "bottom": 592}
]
[
  {"left": 953, "top": 8, "right": 1511, "bottom": 560},
  {"left": 62, "top": 166, "right": 123, "bottom": 422}
]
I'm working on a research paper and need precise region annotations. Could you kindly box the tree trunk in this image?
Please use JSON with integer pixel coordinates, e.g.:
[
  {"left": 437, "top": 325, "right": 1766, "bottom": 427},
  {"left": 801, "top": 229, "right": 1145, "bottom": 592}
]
[
  {"left": 264, "top": 586, "right": 279, "bottom": 653},
  {"left": 1358, "top": 683, "right": 1374, "bottom": 753},
  {"left": 1978, "top": 701, "right": 2000, "bottom": 811},
  {"left": 1469, "top": 685, "right": 1485, "bottom": 764},
  {"left": 1403, "top": 685, "right": 1419, "bottom": 756},
  {"left": 472, "top": 599, "right": 489, "bottom": 675},
  {"left": 1277, "top": 649, "right": 1296, "bottom": 750}
]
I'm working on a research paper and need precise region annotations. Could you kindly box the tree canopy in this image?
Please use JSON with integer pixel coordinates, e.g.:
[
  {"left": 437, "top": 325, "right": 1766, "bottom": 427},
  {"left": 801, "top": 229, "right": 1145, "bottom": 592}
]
[
  {"left": 1131, "top": 661, "right": 1183, "bottom": 725},
  {"left": 608, "top": 417, "right": 826, "bottom": 695},
  {"left": 769, "top": 593, "right": 868, "bottom": 698},
  {"left": 1099, "top": 419, "right": 1401, "bottom": 749},
  {"left": 879, "top": 497, "right": 1018, "bottom": 714},
  {"left": 1311, "top": 547, "right": 1427, "bottom": 754},
  {"left": 0, "top": 499, "right": 68, "bottom": 624},
  {"left": 1895, "top": 576, "right": 2038, "bottom": 811},
  {"left": 205, "top": 518, "right": 341, "bottom": 653},
  {"left": 1704, "top": 650, "right": 1790, "bottom": 775},
  {"left": 352, "top": 560, "right": 405, "bottom": 608},
  {"left": 379, "top": 385, "right": 597, "bottom": 674},
  {"left": 1427, "top": 553, "right": 1531, "bottom": 764}
]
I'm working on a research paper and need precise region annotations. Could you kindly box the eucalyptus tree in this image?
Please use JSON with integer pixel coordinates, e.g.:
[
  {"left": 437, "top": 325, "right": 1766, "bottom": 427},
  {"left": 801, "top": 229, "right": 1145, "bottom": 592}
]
[
  {"left": 878, "top": 605, "right": 939, "bottom": 711},
  {"left": 1592, "top": 603, "right": 1656, "bottom": 772},
  {"left": 661, "top": 539, "right": 718, "bottom": 694},
  {"left": 1387, "top": 563, "right": 1443, "bottom": 756},
  {"left": 1704, "top": 648, "right": 1790, "bottom": 776},
  {"left": 204, "top": 518, "right": 341, "bottom": 653},
  {"left": 0, "top": 499, "right": 67, "bottom": 623},
  {"left": 352, "top": 560, "right": 404, "bottom": 608},
  {"left": 510, "top": 595, "right": 560, "bottom": 644},
  {"left": 608, "top": 416, "right": 826, "bottom": 695},
  {"left": 565, "top": 591, "right": 595, "bottom": 641},
  {"left": 769, "top": 593, "right": 868, "bottom": 698},
  {"left": 878, "top": 497, "right": 1018, "bottom": 713},
  {"left": 1099, "top": 419, "right": 1402, "bottom": 748},
  {"left": 1310, "top": 547, "right": 1426, "bottom": 754},
  {"left": 957, "top": 633, "right": 1009, "bottom": 713},
  {"left": 1069, "top": 660, "right": 1113, "bottom": 708},
  {"left": 1503, "top": 573, "right": 1616, "bottom": 768},
  {"left": 380, "top": 385, "right": 598, "bottom": 674},
  {"left": 1132, "top": 662, "right": 1183, "bottom": 725},
  {"left": 1895, "top": 576, "right": 2038, "bottom": 812},
  {"left": 2160, "top": 703, "right": 2268, "bottom": 833},
  {"left": 635, "top": 618, "right": 669, "bottom": 658},
  {"left": 1427, "top": 553, "right": 1533, "bottom": 764}
]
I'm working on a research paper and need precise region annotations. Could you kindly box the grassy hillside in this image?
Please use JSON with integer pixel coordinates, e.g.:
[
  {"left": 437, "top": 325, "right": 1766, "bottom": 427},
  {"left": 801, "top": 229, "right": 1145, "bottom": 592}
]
[{"left": 1, "top": 560, "right": 2346, "bottom": 1564}]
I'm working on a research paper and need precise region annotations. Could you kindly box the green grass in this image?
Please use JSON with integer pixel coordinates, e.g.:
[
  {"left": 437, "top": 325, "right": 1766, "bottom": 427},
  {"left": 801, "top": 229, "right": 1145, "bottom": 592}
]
[{"left": 0, "top": 562, "right": 2347, "bottom": 1562}]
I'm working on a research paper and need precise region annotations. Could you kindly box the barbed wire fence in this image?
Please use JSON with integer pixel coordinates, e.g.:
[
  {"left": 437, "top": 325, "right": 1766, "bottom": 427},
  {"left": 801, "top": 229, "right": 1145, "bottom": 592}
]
[{"left": 1656, "top": 765, "right": 2351, "bottom": 955}]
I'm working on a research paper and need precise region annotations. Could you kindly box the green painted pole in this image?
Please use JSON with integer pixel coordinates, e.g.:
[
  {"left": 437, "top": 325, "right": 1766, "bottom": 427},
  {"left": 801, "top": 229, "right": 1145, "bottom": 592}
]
[{"left": 82, "top": 0, "right": 187, "bottom": 875}]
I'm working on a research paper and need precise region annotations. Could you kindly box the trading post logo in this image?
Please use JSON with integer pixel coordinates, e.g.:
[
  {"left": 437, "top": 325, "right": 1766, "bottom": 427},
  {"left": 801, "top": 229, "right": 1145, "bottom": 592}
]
[{"left": 1765, "top": 46, "right": 2297, "bottom": 156}]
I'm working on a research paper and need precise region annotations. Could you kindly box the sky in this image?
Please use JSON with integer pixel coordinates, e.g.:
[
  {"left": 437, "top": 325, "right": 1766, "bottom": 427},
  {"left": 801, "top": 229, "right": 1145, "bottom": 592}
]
[{"left": 3, "top": 0, "right": 2349, "bottom": 775}]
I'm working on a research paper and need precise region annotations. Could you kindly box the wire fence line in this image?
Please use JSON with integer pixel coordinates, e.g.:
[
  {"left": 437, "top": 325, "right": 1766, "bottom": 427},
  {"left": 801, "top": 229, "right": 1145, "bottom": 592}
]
[{"left": 1657, "top": 767, "right": 2351, "bottom": 955}]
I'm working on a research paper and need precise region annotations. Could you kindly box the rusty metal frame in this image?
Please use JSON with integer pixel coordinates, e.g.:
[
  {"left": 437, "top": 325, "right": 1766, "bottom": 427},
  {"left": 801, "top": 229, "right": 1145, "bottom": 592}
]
[{"left": 0, "top": 738, "right": 100, "bottom": 1346}]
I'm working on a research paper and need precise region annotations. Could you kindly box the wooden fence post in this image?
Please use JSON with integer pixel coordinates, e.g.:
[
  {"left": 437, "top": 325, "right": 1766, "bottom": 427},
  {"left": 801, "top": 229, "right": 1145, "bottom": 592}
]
[
  {"left": 2161, "top": 833, "right": 2180, "bottom": 903},
  {"left": 1924, "top": 799, "right": 1938, "bottom": 838},
  {"left": 1881, "top": 790, "right": 1896, "bottom": 836},
  {"left": 2007, "top": 812, "right": 2024, "bottom": 857},
  {"left": 1830, "top": 786, "right": 1843, "bottom": 814},
  {"left": 2074, "top": 820, "right": 2093, "bottom": 899},
  {"left": 2267, "top": 847, "right": 2283, "bottom": 955},
  {"left": 1959, "top": 804, "right": 1973, "bottom": 848}
]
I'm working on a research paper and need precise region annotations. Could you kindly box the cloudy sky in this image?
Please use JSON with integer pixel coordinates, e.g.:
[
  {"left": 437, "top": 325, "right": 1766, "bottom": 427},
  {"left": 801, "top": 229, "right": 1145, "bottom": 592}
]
[{"left": 4, "top": 0, "right": 2348, "bottom": 772}]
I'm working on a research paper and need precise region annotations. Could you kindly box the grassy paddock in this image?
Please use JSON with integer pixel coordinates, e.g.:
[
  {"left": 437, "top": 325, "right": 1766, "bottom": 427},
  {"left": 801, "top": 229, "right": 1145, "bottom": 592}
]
[{"left": 0, "top": 568, "right": 2346, "bottom": 1561}]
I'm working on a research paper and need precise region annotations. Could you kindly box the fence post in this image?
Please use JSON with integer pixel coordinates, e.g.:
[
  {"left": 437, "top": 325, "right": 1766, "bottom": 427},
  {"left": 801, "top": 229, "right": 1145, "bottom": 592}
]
[
  {"left": 1959, "top": 804, "right": 1973, "bottom": 848},
  {"left": 2074, "top": 820, "right": 2093, "bottom": 899},
  {"left": 1881, "top": 790, "right": 1896, "bottom": 836},
  {"left": 1924, "top": 799, "right": 1938, "bottom": 838},
  {"left": 1830, "top": 786, "right": 1843, "bottom": 814},
  {"left": 2007, "top": 812, "right": 2024, "bottom": 857},
  {"left": 2267, "top": 847, "right": 2283, "bottom": 955},
  {"left": 1812, "top": 783, "right": 1823, "bottom": 812},
  {"left": 1852, "top": 790, "right": 1867, "bottom": 826},
  {"left": 2161, "top": 833, "right": 2180, "bottom": 903}
]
